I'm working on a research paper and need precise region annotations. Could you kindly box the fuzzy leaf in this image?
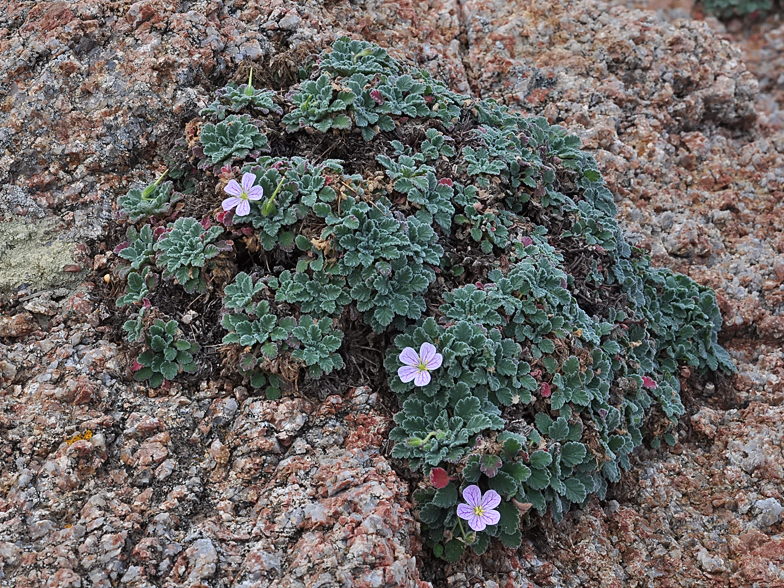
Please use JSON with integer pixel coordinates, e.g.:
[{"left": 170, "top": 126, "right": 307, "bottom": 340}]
[
  {"left": 529, "top": 450, "right": 552, "bottom": 469},
  {"left": 480, "top": 455, "right": 503, "bottom": 478},
  {"left": 432, "top": 482, "right": 458, "bottom": 507},
  {"left": 487, "top": 471, "right": 517, "bottom": 495}
]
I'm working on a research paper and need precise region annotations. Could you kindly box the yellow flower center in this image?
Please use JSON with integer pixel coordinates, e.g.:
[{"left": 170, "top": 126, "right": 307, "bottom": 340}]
[
  {"left": 239, "top": 189, "right": 249, "bottom": 201},
  {"left": 417, "top": 361, "right": 428, "bottom": 372},
  {"left": 473, "top": 505, "right": 485, "bottom": 517}
]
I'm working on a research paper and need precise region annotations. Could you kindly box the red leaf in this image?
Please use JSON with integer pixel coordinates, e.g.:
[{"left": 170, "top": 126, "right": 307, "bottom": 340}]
[
  {"left": 430, "top": 467, "right": 450, "bottom": 489},
  {"left": 131, "top": 360, "right": 143, "bottom": 372},
  {"left": 520, "top": 236, "right": 533, "bottom": 246},
  {"left": 642, "top": 376, "right": 658, "bottom": 390},
  {"left": 438, "top": 177, "right": 453, "bottom": 187},
  {"left": 541, "top": 382, "right": 552, "bottom": 398}
]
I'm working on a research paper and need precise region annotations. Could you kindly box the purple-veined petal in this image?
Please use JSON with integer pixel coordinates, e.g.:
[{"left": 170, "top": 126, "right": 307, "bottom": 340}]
[
  {"left": 462, "top": 485, "right": 482, "bottom": 508},
  {"left": 413, "top": 369, "right": 431, "bottom": 387},
  {"left": 222, "top": 196, "right": 242, "bottom": 212},
  {"left": 481, "top": 489, "right": 502, "bottom": 510},
  {"left": 481, "top": 509, "right": 500, "bottom": 527},
  {"left": 456, "top": 504, "right": 474, "bottom": 521},
  {"left": 426, "top": 351, "right": 443, "bottom": 371},
  {"left": 236, "top": 199, "right": 251, "bottom": 216},
  {"left": 247, "top": 186, "right": 264, "bottom": 200},
  {"left": 398, "top": 365, "right": 419, "bottom": 383},
  {"left": 224, "top": 179, "right": 243, "bottom": 197},
  {"left": 241, "top": 172, "right": 256, "bottom": 192},
  {"left": 468, "top": 514, "right": 487, "bottom": 532},
  {"left": 419, "top": 342, "right": 437, "bottom": 364},
  {"left": 399, "top": 347, "right": 420, "bottom": 367}
]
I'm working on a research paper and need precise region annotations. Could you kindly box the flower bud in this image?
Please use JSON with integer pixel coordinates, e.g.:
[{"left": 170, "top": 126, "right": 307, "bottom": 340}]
[{"left": 261, "top": 198, "right": 276, "bottom": 216}]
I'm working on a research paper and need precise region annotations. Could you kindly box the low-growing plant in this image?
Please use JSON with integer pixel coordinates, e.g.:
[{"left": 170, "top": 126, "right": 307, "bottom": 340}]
[
  {"left": 700, "top": 0, "right": 773, "bottom": 18},
  {"left": 118, "top": 172, "right": 182, "bottom": 222},
  {"left": 282, "top": 73, "right": 355, "bottom": 133},
  {"left": 231, "top": 165, "right": 305, "bottom": 250},
  {"left": 271, "top": 270, "right": 351, "bottom": 316},
  {"left": 324, "top": 198, "right": 442, "bottom": 331},
  {"left": 122, "top": 307, "right": 147, "bottom": 344},
  {"left": 291, "top": 315, "right": 345, "bottom": 378},
  {"left": 199, "top": 114, "right": 269, "bottom": 169},
  {"left": 222, "top": 273, "right": 296, "bottom": 357},
  {"left": 116, "top": 267, "right": 157, "bottom": 308},
  {"left": 114, "top": 224, "right": 161, "bottom": 277},
  {"left": 132, "top": 319, "right": 198, "bottom": 388},
  {"left": 318, "top": 36, "right": 400, "bottom": 77},
  {"left": 110, "top": 37, "right": 736, "bottom": 564},
  {"left": 377, "top": 152, "right": 455, "bottom": 230},
  {"left": 155, "top": 217, "right": 231, "bottom": 294},
  {"left": 201, "top": 70, "right": 283, "bottom": 120}
]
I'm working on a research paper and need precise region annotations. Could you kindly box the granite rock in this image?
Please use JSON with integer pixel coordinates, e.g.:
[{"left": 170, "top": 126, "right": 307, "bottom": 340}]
[{"left": 3, "top": 0, "right": 784, "bottom": 587}]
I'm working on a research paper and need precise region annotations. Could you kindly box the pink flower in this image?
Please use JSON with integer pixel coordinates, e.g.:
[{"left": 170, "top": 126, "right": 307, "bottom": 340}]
[
  {"left": 456, "top": 485, "right": 501, "bottom": 532},
  {"left": 222, "top": 172, "right": 263, "bottom": 217},
  {"left": 398, "top": 342, "right": 443, "bottom": 387}
]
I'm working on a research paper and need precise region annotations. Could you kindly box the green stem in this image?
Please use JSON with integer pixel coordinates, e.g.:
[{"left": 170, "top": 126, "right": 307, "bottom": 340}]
[
  {"left": 261, "top": 176, "right": 287, "bottom": 216},
  {"left": 456, "top": 517, "right": 475, "bottom": 545}
]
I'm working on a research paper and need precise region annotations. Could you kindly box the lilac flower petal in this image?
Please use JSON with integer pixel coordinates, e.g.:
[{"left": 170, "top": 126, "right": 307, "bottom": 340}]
[
  {"left": 468, "top": 514, "right": 487, "bottom": 532},
  {"left": 399, "top": 347, "right": 420, "bottom": 367},
  {"left": 419, "top": 342, "right": 438, "bottom": 364},
  {"left": 236, "top": 199, "right": 251, "bottom": 216},
  {"left": 398, "top": 365, "right": 419, "bottom": 383},
  {"left": 462, "top": 485, "right": 482, "bottom": 508},
  {"left": 247, "top": 186, "right": 264, "bottom": 200},
  {"left": 481, "top": 489, "right": 502, "bottom": 511},
  {"left": 224, "top": 179, "right": 243, "bottom": 197},
  {"left": 241, "top": 172, "right": 256, "bottom": 192},
  {"left": 222, "top": 196, "right": 242, "bottom": 212},
  {"left": 482, "top": 509, "right": 501, "bottom": 527},
  {"left": 456, "top": 504, "right": 474, "bottom": 521},
  {"left": 413, "top": 370, "right": 431, "bottom": 387},
  {"left": 426, "top": 352, "right": 443, "bottom": 370}
]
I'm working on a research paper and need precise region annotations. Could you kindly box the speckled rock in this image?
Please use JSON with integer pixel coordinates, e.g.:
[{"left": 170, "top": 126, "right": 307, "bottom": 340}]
[{"left": 5, "top": 0, "right": 784, "bottom": 587}]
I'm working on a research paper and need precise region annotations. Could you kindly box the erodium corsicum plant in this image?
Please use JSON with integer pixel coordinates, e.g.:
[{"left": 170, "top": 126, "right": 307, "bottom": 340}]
[
  {"left": 700, "top": 0, "right": 773, "bottom": 18},
  {"left": 118, "top": 172, "right": 182, "bottom": 222},
  {"left": 111, "top": 37, "right": 735, "bottom": 562}
]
